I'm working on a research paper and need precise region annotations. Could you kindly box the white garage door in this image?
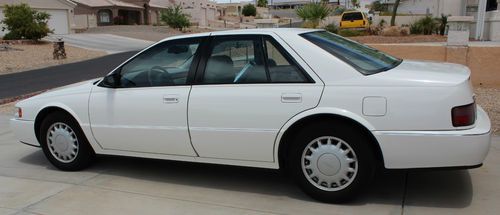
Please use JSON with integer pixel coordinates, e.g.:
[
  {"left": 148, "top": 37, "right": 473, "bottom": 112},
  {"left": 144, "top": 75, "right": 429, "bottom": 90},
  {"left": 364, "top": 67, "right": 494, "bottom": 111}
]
[
  {"left": 0, "top": 9, "right": 69, "bottom": 36},
  {"left": 40, "top": 9, "right": 69, "bottom": 35}
]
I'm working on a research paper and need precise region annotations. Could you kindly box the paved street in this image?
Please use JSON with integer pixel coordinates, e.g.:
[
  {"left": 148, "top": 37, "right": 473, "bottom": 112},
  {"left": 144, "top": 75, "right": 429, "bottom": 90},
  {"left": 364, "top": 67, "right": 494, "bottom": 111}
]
[
  {"left": 0, "top": 51, "right": 137, "bottom": 100},
  {"left": 0, "top": 113, "right": 498, "bottom": 214},
  {"left": 48, "top": 34, "right": 154, "bottom": 53}
]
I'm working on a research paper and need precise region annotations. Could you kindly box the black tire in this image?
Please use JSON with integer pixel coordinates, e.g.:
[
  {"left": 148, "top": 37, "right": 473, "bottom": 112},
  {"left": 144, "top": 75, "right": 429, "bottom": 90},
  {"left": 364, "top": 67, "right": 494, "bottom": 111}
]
[
  {"left": 288, "top": 121, "right": 376, "bottom": 203},
  {"left": 39, "top": 111, "right": 95, "bottom": 171}
]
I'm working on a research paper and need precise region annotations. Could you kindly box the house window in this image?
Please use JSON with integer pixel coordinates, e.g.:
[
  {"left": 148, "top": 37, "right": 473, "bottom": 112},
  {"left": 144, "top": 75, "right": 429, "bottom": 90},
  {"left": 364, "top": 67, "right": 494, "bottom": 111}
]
[
  {"left": 486, "top": 0, "right": 498, "bottom": 11},
  {"left": 98, "top": 9, "right": 112, "bottom": 24}
]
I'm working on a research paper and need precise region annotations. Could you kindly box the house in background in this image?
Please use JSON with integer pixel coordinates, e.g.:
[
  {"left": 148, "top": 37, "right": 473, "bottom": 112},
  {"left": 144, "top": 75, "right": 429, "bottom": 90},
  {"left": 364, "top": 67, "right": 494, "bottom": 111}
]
[
  {"left": 71, "top": 0, "right": 171, "bottom": 28},
  {"left": 71, "top": 0, "right": 217, "bottom": 30},
  {"left": 0, "top": 0, "right": 76, "bottom": 36}
]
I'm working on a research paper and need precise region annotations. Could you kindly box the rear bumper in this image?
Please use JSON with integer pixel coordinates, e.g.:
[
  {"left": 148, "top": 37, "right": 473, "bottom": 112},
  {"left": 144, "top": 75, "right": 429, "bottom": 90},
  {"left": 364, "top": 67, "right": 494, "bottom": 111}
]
[
  {"left": 374, "top": 106, "right": 492, "bottom": 169},
  {"left": 10, "top": 118, "right": 39, "bottom": 147}
]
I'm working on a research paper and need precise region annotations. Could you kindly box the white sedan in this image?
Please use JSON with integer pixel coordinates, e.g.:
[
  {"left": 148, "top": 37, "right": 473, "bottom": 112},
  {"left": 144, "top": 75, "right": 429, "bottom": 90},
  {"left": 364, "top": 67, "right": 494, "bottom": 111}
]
[{"left": 10, "top": 29, "right": 491, "bottom": 202}]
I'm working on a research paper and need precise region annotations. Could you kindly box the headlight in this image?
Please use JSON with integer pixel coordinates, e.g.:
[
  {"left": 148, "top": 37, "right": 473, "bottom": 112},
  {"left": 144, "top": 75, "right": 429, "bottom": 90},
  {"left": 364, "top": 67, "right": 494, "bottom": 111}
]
[{"left": 14, "top": 107, "right": 22, "bottom": 119}]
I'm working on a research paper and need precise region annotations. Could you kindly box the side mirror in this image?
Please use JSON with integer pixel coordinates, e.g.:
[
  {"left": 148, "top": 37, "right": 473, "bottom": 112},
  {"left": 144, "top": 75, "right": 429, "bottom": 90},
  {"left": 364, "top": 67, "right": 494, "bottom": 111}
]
[{"left": 99, "top": 73, "right": 121, "bottom": 88}]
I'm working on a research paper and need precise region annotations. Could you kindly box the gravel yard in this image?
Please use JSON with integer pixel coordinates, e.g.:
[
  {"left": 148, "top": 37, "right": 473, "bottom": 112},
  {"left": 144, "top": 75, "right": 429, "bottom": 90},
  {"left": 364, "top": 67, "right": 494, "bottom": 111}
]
[
  {"left": 350, "top": 35, "right": 447, "bottom": 44},
  {"left": 0, "top": 43, "right": 106, "bottom": 75}
]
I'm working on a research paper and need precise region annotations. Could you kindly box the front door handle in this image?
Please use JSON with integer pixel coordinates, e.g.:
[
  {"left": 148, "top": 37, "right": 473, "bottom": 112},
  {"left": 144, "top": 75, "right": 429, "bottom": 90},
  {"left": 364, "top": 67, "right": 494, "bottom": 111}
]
[
  {"left": 163, "top": 95, "right": 179, "bottom": 104},
  {"left": 281, "top": 93, "right": 302, "bottom": 103}
]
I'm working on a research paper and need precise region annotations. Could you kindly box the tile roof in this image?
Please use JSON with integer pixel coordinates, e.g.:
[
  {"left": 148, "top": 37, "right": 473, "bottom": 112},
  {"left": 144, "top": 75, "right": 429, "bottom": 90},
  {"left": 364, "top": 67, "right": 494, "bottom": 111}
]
[{"left": 71, "top": 0, "right": 143, "bottom": 9}]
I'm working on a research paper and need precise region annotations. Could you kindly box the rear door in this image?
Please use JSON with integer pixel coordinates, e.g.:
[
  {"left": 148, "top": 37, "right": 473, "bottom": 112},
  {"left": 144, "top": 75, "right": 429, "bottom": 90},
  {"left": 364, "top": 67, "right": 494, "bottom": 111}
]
[{"left": 187, "top": 34, "right": 324, "bottom": 162}]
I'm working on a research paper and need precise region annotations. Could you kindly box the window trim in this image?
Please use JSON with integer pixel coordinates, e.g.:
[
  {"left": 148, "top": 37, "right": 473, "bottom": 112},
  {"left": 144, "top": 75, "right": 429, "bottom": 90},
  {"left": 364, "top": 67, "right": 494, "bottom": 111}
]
[
  {"left": 193, "top": 34, "right": 315, "bottom": 85},
  {"left": 98, "top": 36, "right": 208, "bottom": 89}
]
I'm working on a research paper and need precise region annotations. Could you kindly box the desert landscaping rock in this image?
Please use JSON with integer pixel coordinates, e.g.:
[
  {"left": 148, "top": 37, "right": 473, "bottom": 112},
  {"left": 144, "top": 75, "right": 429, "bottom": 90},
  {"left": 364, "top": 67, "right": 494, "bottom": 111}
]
[{"left": 0, "top": 43, "right": 106, "bottom": 75}]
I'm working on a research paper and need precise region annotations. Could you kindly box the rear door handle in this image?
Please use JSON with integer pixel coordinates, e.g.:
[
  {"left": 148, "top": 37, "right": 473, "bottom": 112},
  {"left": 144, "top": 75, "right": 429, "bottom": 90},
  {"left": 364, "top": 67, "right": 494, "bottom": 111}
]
[
  {"left": 281, "top": 93, "right": 302, "bottom": 103},
  {"left": 163, "top": 95, "right": 179, "bottom": 104}
]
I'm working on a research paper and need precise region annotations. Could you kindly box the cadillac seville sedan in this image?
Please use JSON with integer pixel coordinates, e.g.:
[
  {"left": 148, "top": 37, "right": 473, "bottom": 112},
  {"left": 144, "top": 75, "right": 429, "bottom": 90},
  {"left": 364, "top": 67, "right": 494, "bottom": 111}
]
[{"left": 10, "top": 29, "right": 492, "bottom": 202}]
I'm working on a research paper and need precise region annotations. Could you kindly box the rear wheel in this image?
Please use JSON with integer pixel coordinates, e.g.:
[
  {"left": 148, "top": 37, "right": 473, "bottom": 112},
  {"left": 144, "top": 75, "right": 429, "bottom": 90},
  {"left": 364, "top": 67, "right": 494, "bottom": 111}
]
[
  {"left": 289, "top": 121, "right": 375, "bottom": 203},
  {"left": 40, "top": 112, "right": 95, "bottom": 171}
]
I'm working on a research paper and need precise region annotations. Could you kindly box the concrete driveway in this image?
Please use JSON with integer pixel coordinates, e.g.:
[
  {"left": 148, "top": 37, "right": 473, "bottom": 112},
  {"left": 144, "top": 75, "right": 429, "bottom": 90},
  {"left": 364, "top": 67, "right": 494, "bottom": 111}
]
[
  {"left": 48, "top": 34, "right": 154, "bottom": 53},
  {"left": 0, "top": 113, "right": 499, "bottom": 215}
]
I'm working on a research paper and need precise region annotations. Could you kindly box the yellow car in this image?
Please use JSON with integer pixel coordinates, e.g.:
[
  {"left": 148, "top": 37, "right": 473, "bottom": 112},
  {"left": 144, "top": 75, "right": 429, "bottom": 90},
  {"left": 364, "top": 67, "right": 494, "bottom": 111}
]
[{"left": 340, "top": 11, "right": 369, "bottom": 29}]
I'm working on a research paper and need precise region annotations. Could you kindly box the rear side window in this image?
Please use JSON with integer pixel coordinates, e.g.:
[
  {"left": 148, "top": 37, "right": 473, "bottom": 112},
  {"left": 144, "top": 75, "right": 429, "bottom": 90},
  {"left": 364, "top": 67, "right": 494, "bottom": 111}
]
[
  {"left": 342, "top": 12, "right": 363, "bottom": 21},
  {"left": 264, "top": 38, "right": 308, "bottom": 83},
  {"left": 199, "top": 35, "right": 312, "bottom": 84},
  {"left": 202, "top": 37, "right": 268, "bottom": 84}
]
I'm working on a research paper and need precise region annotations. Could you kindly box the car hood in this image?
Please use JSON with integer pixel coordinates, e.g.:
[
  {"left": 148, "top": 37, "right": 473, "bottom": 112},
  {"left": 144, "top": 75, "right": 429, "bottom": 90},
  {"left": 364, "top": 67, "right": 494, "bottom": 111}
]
[
  {"left": 367, "top": 60, "right": 471, "bottom": 87},
  {"left": 21, "top": 78, "right": 99, "bottom": 102}
]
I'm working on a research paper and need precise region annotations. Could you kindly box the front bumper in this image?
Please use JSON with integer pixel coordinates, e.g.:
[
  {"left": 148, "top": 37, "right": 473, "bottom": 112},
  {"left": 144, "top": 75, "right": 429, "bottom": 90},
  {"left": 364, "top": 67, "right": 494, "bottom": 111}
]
[
  {"left": 10, "top": 118, "right": 39, "bottom": 147},
  {"left": 374, "top": 106, "right": 492, "bottom": 169}
]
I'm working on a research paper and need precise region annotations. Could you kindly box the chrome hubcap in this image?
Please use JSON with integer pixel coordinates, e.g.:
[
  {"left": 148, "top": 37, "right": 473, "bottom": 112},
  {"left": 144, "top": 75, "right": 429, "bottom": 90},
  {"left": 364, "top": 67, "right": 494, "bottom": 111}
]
[
  {"left": 301, "top": 136, "right": 358, "bottom": 191},
  {"left": 47, "top": 122, "right": 79, "bottom": 163}
]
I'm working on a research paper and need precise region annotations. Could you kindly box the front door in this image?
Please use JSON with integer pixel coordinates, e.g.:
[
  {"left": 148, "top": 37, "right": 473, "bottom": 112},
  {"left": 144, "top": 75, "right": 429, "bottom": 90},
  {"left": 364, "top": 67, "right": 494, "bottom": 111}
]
[
  {"left": 89, "top": 37, "right": 204, "bottom": 156},
  {"left": 188, "top": 35, "right": 324, "bottom": 162}
]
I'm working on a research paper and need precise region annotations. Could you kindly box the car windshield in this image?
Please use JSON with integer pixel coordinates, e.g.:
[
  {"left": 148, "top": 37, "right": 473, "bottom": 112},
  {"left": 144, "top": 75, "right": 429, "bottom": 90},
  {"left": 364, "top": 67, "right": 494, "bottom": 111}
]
[{"left": 301, "top": 31, "right": 402, "bottom": 75}]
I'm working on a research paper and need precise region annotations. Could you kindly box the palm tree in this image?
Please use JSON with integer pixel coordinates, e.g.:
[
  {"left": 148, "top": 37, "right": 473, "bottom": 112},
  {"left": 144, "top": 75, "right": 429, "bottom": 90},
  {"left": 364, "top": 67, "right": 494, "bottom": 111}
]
[
  {"left": 296, "top": 3, "right": 332, "bottom": 28},
  {"left": 390, "top": 0, "right": 401, "bottom": 26}
]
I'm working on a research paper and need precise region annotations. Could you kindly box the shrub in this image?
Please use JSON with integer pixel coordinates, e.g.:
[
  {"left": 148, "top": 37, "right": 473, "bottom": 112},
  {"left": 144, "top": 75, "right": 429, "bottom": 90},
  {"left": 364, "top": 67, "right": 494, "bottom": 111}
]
[
  {"left": 296, "top": 3, "right": 332, "bottom": 28},
  {"left": 324, "top": 23, "right": 338, "bottom": 34},
  {"left": 338, "top": 29, "right": 364, "bottom": 37},
  {"left": 0, "top": 4, "right": 52, "bottom": 41},
  {"left": 161, "top": 5, "right": 190, "bottom": 31},
  {"left": 242, "top": 4, "right": 257, "bottom": 17},
  {"left": 257, "top": 0, "right": 268, "bottom": 8},
  {"left": 436, "top": 14, "right": 448, "bottom": 35},
  {"left": 410, "top": 16, "right": 438, "bottom": 35},
  {"left": 378, "top": 19, "right": 386, "bottom": 27}
]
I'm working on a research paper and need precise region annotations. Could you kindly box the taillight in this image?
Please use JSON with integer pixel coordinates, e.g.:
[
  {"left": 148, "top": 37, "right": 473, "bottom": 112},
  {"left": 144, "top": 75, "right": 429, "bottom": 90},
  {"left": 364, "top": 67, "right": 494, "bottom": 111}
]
[{"left": 452, "top": 103, "right": 476, "bottom": 127}]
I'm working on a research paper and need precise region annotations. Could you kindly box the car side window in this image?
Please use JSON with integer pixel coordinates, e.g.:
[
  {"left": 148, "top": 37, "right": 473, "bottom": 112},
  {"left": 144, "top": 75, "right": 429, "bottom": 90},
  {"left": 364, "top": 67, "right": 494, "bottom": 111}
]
[
  {"left": 202, "top": 37, "right": 268, "bottom": 84},
  {"left": 116, "top": 38, "right": 201, "bottom": 88},
  {"left": 264, "top": 38, "right": 308, "bottom": 83}
]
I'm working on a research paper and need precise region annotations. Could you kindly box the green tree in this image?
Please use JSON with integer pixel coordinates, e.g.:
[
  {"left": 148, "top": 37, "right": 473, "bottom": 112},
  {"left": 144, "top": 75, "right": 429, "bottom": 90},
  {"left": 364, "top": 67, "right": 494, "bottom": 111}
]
[
  {"left": 257, "top": 0, "right": 268, "bottom": 8},
  {"left": 0, "top": 3, "right": 52, "bottom": 40},
  {"left": 351, "top": 0, "right": 360, "bottom": 8},
  {"left": 390, "top": 0, "right": 400, "bottom": 26},
  {"left": 371, "top": 1, "right": 386, "bottom": 12},
  {"left": 296, "top": 3, "right": 332, "bottom": 28},
  {"left": 160, "top": 5, "right": 190, "bottom": 31},
  {"left": 242, "top": 4, "right": 257, "bottom": 16}
]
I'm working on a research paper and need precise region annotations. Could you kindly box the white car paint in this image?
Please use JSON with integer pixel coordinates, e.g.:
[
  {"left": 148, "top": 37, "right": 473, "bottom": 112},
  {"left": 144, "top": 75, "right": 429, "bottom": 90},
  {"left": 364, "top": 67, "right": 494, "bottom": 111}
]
[{"left": 10, "top": 28, "right": 492, "bottom": 170}]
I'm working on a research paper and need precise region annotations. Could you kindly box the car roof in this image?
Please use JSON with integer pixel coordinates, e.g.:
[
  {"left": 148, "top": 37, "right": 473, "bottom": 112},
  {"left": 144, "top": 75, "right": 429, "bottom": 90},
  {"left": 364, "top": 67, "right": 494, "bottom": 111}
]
[
  {"left": 342, "top": 11, "right": 362, "bottom": 14},
  {"left": 159, "top": 28, "right": 321, "bottom": 42}
]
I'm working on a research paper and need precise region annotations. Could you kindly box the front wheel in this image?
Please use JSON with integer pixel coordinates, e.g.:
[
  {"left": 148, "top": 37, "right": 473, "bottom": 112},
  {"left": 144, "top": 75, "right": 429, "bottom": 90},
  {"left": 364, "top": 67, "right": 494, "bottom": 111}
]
[
  {"left": 289, "top": 122, "right": 376, "bottom": 203},
  {"left": 40, "top": 112, "right": 95, "bottom": 171}
]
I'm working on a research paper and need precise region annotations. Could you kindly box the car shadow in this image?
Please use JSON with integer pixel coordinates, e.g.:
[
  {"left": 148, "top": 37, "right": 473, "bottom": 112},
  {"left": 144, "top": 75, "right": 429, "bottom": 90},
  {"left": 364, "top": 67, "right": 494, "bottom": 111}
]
[{"left": 19, "top": 150, "right": 472, "bottom": 208}]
